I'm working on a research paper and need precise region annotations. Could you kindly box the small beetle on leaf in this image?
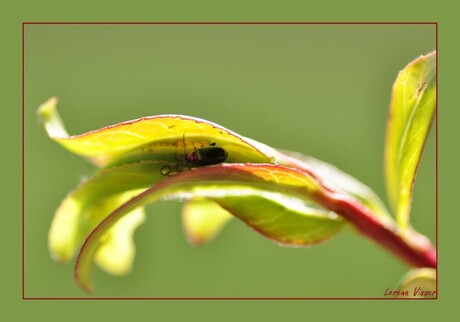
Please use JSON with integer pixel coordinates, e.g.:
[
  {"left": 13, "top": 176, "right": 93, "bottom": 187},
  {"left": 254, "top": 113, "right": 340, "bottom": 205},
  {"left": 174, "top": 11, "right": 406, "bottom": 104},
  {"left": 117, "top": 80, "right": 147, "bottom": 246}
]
[{"left": 161, "top": 135, "right": 228, "bottom": 176}]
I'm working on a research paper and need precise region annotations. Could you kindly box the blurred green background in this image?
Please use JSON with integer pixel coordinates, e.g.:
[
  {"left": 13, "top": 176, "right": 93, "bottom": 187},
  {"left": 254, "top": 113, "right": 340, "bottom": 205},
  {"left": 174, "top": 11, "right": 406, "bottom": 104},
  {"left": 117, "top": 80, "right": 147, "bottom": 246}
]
[{"left": 24, "top": 24, "right": 435, "bottom": 297}]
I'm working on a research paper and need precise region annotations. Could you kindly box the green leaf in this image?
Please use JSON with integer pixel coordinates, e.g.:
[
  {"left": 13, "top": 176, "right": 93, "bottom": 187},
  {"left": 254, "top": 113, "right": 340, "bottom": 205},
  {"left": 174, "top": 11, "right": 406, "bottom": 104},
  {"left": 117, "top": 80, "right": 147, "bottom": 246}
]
[
  {"left": 40, "top": 99, "right": 276, "bottom": 270},
  {"left": 384, "top": 52, "right": 436, "bottom": 228},
  {"left": 182, "top": 149, "right": 387, "bottom": 247},
  {"left": 278, "top": 151, "right": 391, "bottom": 221},
  {"left": 210, "top": 188, "right": 343, "bottom": 247},
  {"left": 38, "top": 97, "right": 273, "bottom": 167},
  {"left": 50, "top": 187, "right": 146, "bottom": 275},
  {"left": 241, "top": 138, "right": 391, "bottom": 221},
  {"left": 48, "top": 161, "right": 165, "bottom": 263},
  {"left": 40, "top": 97, "right": 432, "bottom": 292},
  {"left": 182, "top": 198, "right": 233, "bottom": 246},
  {"left": 95, "top": 206, "right": 145, "bottom": 275},
  {"left": 393, "top": 268, "right": 437, "bottom": 298},
  {"left": 74, "top": 163, "right": 343, "bottom": 292}
]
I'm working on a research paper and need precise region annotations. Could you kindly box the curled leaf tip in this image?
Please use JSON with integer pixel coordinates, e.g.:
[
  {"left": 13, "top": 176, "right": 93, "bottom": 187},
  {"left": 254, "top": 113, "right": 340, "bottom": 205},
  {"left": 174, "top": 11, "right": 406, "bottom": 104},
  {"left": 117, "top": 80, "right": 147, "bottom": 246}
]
[{"left": 38, "top": 96, "right": 69, "bottom": 138}]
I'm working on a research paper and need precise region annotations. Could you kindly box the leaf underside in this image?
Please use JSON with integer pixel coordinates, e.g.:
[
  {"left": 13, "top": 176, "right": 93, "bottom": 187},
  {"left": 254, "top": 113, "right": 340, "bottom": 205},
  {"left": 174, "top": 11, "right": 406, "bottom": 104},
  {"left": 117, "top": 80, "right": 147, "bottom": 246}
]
[
  {"left": 74, "top": 163, "right": 345, "bottom": 292},
  {"left": 39, "top": 98, "right": 393, "bottom": 292}
]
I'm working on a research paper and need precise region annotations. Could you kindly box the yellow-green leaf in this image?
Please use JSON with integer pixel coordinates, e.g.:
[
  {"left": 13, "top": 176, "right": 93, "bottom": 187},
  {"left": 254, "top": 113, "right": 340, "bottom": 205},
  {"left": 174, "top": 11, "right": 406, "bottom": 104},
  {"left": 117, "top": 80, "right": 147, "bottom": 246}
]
[
  {"left": 40, "top": 98, "right": 431, "bottom": 292},
  {"left": 393, "top": 268, "right": 437, "bottom": 298},
  {"left": 279, "top": 151, "right": 391, "bottom": 221},
  {"left": 74, "top": 164, "right": 342, "bottom": 292},
  {"left": 182, "top": 198, "right": 233, "bottom": 246},
  {"left": 48, "top": 161, "right": 164, "bottom": 263},
  {"left": 210, "top": 188, "right": 343, "bottom": 247},
  {"left": 39, "top": 97, "right": 277, "bottom": 271},
  {"left": 38, "top": 97, "right": 272, "bottom": 167},
  {"left": 385, "top": 51, "right": 436, "bottom": 228},
  {"left": 95, "top": 206, "right": 145, "bottom": 275}
]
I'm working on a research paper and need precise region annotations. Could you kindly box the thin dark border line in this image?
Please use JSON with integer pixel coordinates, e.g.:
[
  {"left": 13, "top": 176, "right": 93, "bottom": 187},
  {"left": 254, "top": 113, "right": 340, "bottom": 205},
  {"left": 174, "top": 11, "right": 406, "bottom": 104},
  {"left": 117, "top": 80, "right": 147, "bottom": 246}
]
[
  {"left": 22, "top": 22, "right": 438, "bottom": 25},
  {"left": 22, "top": 22, "right": 26, "bottom": 300},
  {"left": 435, "top": 22, "right": 439, "bottom": 297},
  {"left": 22, "top": 298, "right": 439, "bottom": 301},
  {"left": 22, "top": 21, "right": 438, "bottom": 301}
]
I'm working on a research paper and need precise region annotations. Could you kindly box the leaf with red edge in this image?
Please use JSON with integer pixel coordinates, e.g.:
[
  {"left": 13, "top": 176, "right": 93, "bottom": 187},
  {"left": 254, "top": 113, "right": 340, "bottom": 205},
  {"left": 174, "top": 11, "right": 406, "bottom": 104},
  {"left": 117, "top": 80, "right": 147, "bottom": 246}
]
[
  {"left": 48, "top": 161, "right": 164, "bottom": 263},
  {"left": 39, "top": 98, "right": 277, "bottom": 274},
  {"left": 38, "top": 97, "right": 272, "bottom": 167},
  {"left": 38, "top": 96, "right": 435, "bottom": 293},
  {"left": 74, "top": 164, "right": 344, "bottom": 292},
  {"left": 277, "top": 150, "right": 391, "bottom": 221}
]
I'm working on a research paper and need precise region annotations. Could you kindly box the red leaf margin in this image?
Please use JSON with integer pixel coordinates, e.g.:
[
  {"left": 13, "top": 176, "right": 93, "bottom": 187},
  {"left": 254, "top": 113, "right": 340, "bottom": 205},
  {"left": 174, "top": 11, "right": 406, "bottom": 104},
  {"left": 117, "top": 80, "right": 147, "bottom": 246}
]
[{"left": 74, "top": 163, "right": 436, "bottom": 292}]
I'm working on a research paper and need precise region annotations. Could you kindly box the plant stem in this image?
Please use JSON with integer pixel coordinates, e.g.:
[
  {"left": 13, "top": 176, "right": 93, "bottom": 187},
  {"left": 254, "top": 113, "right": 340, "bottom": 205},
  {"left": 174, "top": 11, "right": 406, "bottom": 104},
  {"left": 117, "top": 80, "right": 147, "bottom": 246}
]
[
  {"left": 316, "top": 189, "right": 436, "bottom": 268},
  {"left": 277, "top": 153, "right": 437, "bottom": 269}
]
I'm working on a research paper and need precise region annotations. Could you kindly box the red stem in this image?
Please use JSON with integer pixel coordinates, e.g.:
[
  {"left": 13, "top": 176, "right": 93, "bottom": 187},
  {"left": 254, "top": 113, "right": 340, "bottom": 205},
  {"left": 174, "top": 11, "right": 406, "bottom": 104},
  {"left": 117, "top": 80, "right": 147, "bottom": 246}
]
[
  {"left": 277, "top": 154, "right": 437, "bottom": 269},
  {"left": 316, "top": 189, "right": 436, "bottom": 268}
]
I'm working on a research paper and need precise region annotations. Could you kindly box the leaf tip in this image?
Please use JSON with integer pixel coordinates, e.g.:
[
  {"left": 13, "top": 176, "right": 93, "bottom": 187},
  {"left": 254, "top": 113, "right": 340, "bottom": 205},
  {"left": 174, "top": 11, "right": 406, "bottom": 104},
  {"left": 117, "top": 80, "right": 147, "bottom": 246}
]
[
  {"left": 395, "top": 268, "right": 436, "bottom": 298},
  {"left": 74, "top": 261, "right": 95, "bottom": 294},
  {"left": 384, "top": 51, "right": 437, "bottom": 227},
  {"left": 37, "top": 96, "right": 69, "bottom": 138},
  {"left": 37, "top": 96, "right": 58, "bottom": 120},
  {"left": 78, "top": 280, "right": 95, "bottom": 294}
]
